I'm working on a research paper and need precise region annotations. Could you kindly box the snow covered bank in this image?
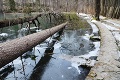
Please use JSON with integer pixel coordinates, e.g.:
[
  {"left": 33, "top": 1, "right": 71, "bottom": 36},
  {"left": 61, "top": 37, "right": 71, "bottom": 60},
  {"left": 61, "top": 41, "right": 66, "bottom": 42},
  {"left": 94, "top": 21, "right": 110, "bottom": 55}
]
[
  {"left": 101, "top": 20, "right": 120, "bottom": 58},
  {"left": 59, "top": 41, "right": 100, "bottom": 74},
  {"left": 104, "top": 20, "right": 120, "bottom": 27},
  {"left": 61, "top": 13, "right": 100, "bottom": 74},
  {"left": 102, "top": 23, "right": 119, "bottom": 31}
]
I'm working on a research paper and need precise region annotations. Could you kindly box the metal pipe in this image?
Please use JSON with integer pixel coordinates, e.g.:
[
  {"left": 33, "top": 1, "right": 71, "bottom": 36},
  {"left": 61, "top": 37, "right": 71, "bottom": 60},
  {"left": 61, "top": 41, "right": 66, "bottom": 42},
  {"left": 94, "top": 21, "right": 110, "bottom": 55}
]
[{"left": 0, "top": 22, "right": 67, "bottom": 68}]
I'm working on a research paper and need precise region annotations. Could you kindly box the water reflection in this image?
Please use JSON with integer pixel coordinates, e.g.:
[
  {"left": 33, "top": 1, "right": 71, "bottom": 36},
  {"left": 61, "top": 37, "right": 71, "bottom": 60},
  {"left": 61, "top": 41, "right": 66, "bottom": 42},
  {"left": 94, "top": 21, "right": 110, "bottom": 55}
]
[
  {"left": 29, "top": 30, "right": 63, "bottom": 80},
  {"left": 0, "top": 28, "right": 94, "bottom": 80},
  {"left": 0, "top": 65, "right": 14, "bottom": 80},
  {"left": 0, "top": 13, "right": 98, "bottom": 80},
  {"left": 60, "top": 29, "right": 93, "bottom": 56},
  {"left": 0, "top": 13, "right": 64, "bottom": 43}
]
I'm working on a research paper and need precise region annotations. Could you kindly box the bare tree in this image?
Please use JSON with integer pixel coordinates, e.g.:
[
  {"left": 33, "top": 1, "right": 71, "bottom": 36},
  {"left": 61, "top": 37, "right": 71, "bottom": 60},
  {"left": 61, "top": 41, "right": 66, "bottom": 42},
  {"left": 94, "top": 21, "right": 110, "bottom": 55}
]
[
  {"left": 9, "top": 0, "right": 16, "bottom": 11},
  {"left": 95, "top": 0, "right": 100, "bottom": 20},
  {"left": 0, "top": 0, "right": 3, "bottom": 13}
]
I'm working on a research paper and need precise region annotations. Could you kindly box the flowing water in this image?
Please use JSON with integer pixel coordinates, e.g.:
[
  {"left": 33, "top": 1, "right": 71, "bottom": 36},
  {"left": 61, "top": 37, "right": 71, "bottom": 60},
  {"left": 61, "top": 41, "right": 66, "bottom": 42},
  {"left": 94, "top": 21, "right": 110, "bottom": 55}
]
[{"left": 0, "top": 13, "right": 100, "bottom": 80}]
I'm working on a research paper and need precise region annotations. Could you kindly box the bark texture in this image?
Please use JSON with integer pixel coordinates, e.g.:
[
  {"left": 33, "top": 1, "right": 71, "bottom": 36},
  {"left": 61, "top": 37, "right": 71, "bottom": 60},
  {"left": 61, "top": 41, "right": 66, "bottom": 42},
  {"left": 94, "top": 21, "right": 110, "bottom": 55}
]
[
  {"left": 95, "top": 0, "right": 100, "bottom": 20},
  {"left": 0, "top": 22, "right": 67, "bottom": 68},
  {"left": 0, "top": 0, "right": 3, "bottom": 13}
]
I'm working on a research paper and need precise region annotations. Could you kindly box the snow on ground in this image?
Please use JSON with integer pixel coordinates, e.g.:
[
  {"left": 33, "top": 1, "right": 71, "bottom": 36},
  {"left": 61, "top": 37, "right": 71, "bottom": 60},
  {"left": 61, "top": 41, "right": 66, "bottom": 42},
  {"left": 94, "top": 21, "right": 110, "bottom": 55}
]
[
  {"left": 78, "top": 13, "right": 120, "bottom": 79},
  {"left": 77, "top": 13, "right": 88, "bottom": 17},
  {"left": 91, "top": 20, "right": 97, "bottom": 23},
  {"left": 0, "top": 33, "right": 9, "bottom": 37},
  {"left": 112, "top": 32, "right": 120, "bottom": 42},
  {"left": 80, "top": 42, "right": 100, "bottom": 58},
  {"left": 77, "top": 13, "right": 92, "bottom": 20},
  {"left": 87, "top": 20, "right": 99, "bottom": 34},
  {"left": 118, "top": 51, "right": 120, "bottom": 59},
  {"left": 112, "top": 31, "right": 120, "bottom": 52},
  {"left": 59, "top": 41, "right": 100, "bottom": 74},
  {"left": 62, "top": 13, "right": 100, "bottom": 74},
  {"left": 83, "top": 33, "right": 94, "bottom": 41},
  {"left": 100, "top": 16, "right": 107, "bottom": 20},
  {"left": 104, "top": 20, "right": 120, "bottom": 27},
  {"left": 0, "top": 33, "right": 9, "bottom": 40},
  {"left": 102, "top": 23, "right": 119, "bottom": 31},
  {"left": 36, "top": 29, "right": 42, "bottom": 32},
  {"left": 101, "top": 20, "right": 120, "bottom": 57}
]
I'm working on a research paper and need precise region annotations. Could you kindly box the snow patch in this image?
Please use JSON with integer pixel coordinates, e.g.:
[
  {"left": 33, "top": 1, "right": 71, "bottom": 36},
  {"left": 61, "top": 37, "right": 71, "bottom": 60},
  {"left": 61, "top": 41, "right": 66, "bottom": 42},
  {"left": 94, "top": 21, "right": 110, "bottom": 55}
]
[
  {"left": 82, "top": 34, "right": 90, "bottom": 41},
  {"left": 80, "top": 42, "right": 100, "bottom": 59},
  {"left": 71, "top": 62, "right": 81, "bottom": 74},
  {"left": 77, "top": 13, "right": 92, "bottom": 20},
  {"left": 112, "top": 32, "right": 120, "bottom": 42},
  {"left": 102, "top": 23, "right": 119, "bottom": 31},
  {"left": 91, "top": 20, "right": 97, "bottom": 23},
  {"left": 30, "top": 27, "right": 38, "bottom": 30},
  {"left": 87, "top": 21, "right": 99, "bottom": 34},
  {"left": 18, "top": 28, "right": 28, "bottom": 32},
  {"left": 77, "top": 13, "right": 88, "bottom": 17},
  {"left": 13, "top": 58, "right": 22, "bottom": 64},
  {"left": 36, "top": 29, "right": 42, "bottom": 32},
  {"left": 118, "top": 51, "right": 120, "bottom": 58},
  {"left": 0, "top": 33, "right": 8, "bottom": 37},
  {"left": 68, "top": 67, "right": 72, "bottom": 69},
  {"left": 62, "top": 75, "right": 64, "bottom": 78},
  {"left": 104, "top": 20, "right": 120, "bottom": 27},
  {"left": 83, "top": 34, "right": 94, "bottom": 41},
  {"left": 100, "top": 16, "right": 107, "bottom": 20},
  {"left": 59, "top": 42, "right": 100, "bottom": 74}
]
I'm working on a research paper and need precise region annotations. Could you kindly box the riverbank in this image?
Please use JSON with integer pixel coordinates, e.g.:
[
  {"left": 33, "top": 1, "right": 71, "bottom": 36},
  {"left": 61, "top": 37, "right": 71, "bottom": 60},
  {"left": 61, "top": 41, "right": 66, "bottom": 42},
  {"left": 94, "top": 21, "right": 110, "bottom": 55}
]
[
  {"left": 78, "top": 13, "right": 120, "bottom": 80},
  {"left": 86, "top": 21, "right": 120, "bottom": 80}
]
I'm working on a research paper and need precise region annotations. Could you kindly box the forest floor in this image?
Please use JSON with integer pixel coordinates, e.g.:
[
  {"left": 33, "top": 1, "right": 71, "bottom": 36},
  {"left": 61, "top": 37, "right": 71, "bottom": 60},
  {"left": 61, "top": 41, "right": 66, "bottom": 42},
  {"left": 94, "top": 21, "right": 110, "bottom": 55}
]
[{"left": 78, "top": 13, "right": 120, "bottom": 80}]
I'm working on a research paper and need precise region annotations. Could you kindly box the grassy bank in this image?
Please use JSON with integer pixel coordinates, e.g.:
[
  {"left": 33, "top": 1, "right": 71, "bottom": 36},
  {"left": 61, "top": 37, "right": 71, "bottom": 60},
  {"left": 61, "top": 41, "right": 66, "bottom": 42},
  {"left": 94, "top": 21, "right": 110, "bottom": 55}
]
[{"left": 62, "top": 13, "right": 90, "bottom": 30}]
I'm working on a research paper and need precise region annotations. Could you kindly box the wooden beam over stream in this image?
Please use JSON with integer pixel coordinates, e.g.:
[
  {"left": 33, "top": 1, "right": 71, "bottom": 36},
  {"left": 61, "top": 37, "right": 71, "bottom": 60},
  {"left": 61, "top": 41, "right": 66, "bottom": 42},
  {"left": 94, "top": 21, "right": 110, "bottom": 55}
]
[{"left": 0, "top": 22, "right": 68, "bottom": 68}]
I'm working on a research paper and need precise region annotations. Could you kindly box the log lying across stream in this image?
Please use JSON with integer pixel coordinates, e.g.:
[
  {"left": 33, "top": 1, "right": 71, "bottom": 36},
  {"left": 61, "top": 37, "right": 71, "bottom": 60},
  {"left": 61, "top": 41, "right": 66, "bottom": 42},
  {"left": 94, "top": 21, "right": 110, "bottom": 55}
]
[{"left": 0, "top": 22, "right": 68, "bottom": 68}]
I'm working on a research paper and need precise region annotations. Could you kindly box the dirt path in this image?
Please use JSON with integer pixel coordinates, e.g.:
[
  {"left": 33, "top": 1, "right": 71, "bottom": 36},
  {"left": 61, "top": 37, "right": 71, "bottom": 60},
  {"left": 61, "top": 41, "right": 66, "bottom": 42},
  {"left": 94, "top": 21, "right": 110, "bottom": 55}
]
[
  {"left": 101, "top": 20, "right": 120, "bottom": 30},
  {"left": 78, "top": 13, "right": 120, "bottom": 80},
  {"left": 107, "top": 19, "right": 120, "bottom": 25},
  {"left": 86, "top": 21, "right": 120, "bottom": 80}
]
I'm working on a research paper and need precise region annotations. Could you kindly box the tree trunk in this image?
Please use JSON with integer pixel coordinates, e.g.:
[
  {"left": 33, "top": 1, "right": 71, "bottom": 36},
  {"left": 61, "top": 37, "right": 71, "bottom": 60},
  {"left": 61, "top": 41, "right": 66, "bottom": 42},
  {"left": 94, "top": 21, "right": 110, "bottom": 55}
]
[
  {"left": 9, "top": 0, "right": 16, "bottom": 11},
  {"left": 95, "top": 0, "right": 100, "bottom": 20},
  {"left": 0, "top": 14, "right": 41, "bottom": 28},
  {"left": 0, "top": 22, "right": 67, "bottom": 68},
  {"left": 75, "top": 0, "right": 78, "bottom": 12},
  {"left": 0, "top": 0, "right": 3, "bottom": 13},
  {"left": 100, "top": 0, "right": 105, "bottom": 15}
]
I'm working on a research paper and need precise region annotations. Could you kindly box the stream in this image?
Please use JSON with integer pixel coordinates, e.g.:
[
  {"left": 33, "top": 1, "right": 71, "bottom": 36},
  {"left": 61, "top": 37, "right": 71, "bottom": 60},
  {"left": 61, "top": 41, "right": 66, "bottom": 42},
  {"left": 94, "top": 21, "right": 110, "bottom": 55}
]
[{"left": 0, "top": 13, "right": 100, "bottom": 80}]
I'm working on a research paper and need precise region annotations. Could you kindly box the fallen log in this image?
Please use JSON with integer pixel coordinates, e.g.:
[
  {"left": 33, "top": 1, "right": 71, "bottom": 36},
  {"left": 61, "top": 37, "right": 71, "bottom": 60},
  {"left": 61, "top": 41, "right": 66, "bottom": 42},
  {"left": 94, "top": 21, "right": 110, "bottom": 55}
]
[
  {"left": 0, "top": 15, "right": 40, "bottom": 28},
  {"left": 0, "top": 12, "right": 58, "bottom": 28},
  {"left": 0, "top": 22, "right": 68, "bottom": 68}
]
